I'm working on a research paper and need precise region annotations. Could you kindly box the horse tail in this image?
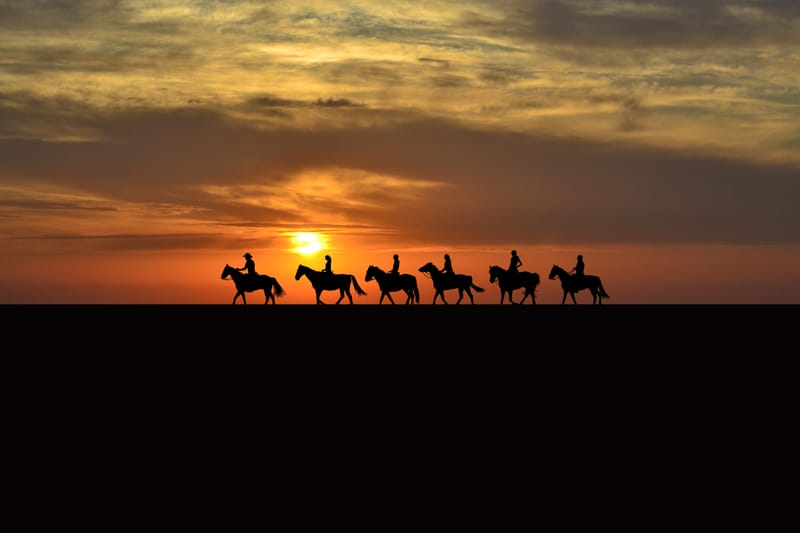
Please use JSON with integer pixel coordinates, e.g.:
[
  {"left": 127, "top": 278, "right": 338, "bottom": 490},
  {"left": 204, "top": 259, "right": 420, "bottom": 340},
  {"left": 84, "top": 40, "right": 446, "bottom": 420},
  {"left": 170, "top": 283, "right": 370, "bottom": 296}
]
[
  {"left": 598, "top": 278, "right": 610, "bottom": 299},
  {"left": 272, "top": 277, "right": 285, "bottom": 297},
  {"left": 471, "top": 282, "right": 485, "bottom": 293},
  {"left": 350, "top": 275, "right": 368, "bottom": 296}
]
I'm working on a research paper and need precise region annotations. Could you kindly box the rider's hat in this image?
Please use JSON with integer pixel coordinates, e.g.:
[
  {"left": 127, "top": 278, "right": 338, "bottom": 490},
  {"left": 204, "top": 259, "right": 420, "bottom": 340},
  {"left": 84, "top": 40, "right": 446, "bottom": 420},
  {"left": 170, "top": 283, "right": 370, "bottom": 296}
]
[{"left": 243, "top": 252, "right": 252, "bottom": 258}]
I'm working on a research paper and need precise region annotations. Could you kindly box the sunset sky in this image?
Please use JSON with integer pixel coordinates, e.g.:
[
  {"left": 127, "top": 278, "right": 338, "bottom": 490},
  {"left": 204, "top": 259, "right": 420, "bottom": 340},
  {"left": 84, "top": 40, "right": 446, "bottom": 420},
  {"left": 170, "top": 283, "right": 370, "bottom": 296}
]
[{"left": 1, "top": 0, "right": 799, "bottom": 305}]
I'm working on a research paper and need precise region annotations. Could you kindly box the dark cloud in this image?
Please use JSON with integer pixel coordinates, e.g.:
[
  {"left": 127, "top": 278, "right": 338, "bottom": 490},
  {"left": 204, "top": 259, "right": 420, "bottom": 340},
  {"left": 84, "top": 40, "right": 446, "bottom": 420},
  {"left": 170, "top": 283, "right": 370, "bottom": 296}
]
[
  {"left": 1, "top": 102, "right": 797, "bottom": 247},
  {"left": 316, "top": 60, "right": 405, "bottom": 86},
  {"left": 471, "top": 0, "right": 800, "bottom": 49},
  {"left": 250, "top": 96, "right": 306, "bottom": 108},
  {"left": 0, "top": 197, "right": 116, "bottom": 211},
  {"left": 313, "top": 97, "right": 360, "bottom": 108},
  {"left": 429, "top": 74, "right": 471, "bottom": 88},
  {"left": 418, "top": 57, "right": 451, "bottom": 68},
  {"left": 0, "top": 1, "right": 128, "bottom": 30},
  {"left": 14, "top": 232, "right": 231, "bottom": 252}
]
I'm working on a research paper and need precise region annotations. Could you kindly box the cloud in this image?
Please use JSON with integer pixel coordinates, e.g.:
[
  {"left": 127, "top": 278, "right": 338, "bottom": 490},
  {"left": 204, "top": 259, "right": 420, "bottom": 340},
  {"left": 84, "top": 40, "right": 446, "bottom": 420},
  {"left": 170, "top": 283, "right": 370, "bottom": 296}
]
[
  {"left": 2, "top": 102, "right": 798, "bottom": 250},
  {"left": 479, "top": 0, "right": 800, "bottom": 49}
]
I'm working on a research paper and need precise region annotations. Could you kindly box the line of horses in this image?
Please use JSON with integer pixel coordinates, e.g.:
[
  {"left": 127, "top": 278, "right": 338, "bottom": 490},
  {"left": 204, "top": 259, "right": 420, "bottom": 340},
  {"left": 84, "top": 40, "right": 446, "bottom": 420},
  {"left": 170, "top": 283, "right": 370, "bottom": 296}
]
[{"left": 221, "top": 262, "right": 609, "bottom": 306}]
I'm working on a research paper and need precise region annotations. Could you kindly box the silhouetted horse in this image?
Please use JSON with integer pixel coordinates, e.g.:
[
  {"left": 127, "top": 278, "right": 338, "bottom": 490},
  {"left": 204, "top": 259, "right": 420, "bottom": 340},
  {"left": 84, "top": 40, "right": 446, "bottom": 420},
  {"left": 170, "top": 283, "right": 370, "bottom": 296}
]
[
  {"left": 295, "top": 264, "right": 367, "bottom": 304},
  {"left": 548, "top": 264, "right": 610, "bottom": 305},
  {"left": 418, "top": 262, "right": 485, "bottom": 304},
  {"left": 488, "top": 265, "right": 540, "bottom": 305},
  {"left": 365, "top": 265, "right": 420, "bottom": 305},
  {"left": 221, "top": 264, "right": 285, "bottom": 305}
]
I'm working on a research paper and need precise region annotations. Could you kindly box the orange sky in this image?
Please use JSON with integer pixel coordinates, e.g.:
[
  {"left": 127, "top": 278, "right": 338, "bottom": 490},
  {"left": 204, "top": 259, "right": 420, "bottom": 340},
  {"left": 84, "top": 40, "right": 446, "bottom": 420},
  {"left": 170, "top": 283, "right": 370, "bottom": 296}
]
[{"left": 1, "top": 1, "right": 799, "bottom": 304}]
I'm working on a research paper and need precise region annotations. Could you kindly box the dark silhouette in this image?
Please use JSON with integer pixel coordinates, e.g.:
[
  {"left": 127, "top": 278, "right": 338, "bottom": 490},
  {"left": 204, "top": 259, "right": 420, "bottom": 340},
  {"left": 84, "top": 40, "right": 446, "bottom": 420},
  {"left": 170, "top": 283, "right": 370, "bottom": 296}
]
[
  {"left": 295, "top": 264, "right": 367, "bottom": 304},
  {"left": 488, "top": 265, "right": 540, "bottom": 305},
  {"left": 389, "top": 254, "right": 400, "bottom": 277},
  {"left": 221, "top": 264, "right": 285, "bottom": 305},
  {"left": 237, "top": 252, "right": 258, "bottom": 278},
  {"left": 441, "top": 253, "right": 455, "bottom": 277},
  {"left": 365, "top": 265, "right": 420, "bottom": 305},
  {"left": 570, "top": 254, "right": 585, "bottom": 279},
  {"left": 419, "top": 261, "right": 485, "bottom": 304},
  {"left": 508, "top": 250, "right": 523, "bottom": 274},
  {"left": 548, "top": 264, "right": 609, "bottom": 305},
  {"left": 322, "top": 254, "right": 333, "bottom": 275}
]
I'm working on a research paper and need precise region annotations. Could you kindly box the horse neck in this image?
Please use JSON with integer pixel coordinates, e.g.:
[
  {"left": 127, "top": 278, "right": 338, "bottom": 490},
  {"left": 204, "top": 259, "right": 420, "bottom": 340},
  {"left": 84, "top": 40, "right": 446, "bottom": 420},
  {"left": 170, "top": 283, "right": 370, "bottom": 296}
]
[
  {"left": 431, "top": 268, "right": 447, "bottom": 281},
  {"left": 228, "top": 267, "right": 245, "bottom": 283}
]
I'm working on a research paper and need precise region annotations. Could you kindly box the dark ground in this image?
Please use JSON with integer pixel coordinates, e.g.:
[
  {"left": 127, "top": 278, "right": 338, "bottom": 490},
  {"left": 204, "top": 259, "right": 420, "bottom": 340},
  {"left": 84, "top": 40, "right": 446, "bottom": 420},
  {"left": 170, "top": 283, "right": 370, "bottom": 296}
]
[
  {"left": 4, "top": 303, "right": 796, "bottom": 350},
  {"left": 3, "top": 303, "right": 793, "bottom": 516},
  {"left": 5, "top": 302, "right": 794, "bottom": 397}
]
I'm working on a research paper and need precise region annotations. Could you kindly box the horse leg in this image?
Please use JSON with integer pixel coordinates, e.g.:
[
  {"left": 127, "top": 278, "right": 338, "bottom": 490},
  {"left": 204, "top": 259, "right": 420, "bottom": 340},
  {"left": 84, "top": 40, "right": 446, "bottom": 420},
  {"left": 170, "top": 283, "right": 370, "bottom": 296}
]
[
  {"left": 456, "top": 289, "right": 465, "bottom": 304},
  {"left": 316, "top": 289, "right": 325, "bottom": 305},
  {"left": 386, "top": 292, "right": 395, "bottom": 305},
  {"left": 337, "top": 288, "right": 353, "bottom": 304},
  {"left": 241, "top": 292, "right": 247, "bottom": 305},
  {"left": 570, "top": 291, "right": 578, "bottom": 305}
]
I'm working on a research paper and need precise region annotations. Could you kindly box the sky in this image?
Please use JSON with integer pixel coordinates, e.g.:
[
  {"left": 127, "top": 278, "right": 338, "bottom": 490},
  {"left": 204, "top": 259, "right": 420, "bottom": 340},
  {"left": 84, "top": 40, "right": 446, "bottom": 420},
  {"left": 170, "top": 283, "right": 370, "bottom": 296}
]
[{"left": 1, "top": 0, "right": 799, "bottom": 305}]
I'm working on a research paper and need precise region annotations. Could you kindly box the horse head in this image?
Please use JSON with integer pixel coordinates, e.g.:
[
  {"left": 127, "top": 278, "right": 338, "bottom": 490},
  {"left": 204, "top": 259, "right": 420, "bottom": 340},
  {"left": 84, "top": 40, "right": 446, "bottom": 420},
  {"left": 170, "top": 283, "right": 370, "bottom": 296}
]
[
  {"left": 548, "top": 264, "right": 561, "bottom": 280},
  {"left": 365, "top": 265, "right": 377, "bottom": 282},
  {"left": 294, "top": 264, "right": 306, "bottom": 280},
  {"left": 419, "top": 262, "right": 438, "bottom": 275},
  {"left": 221, "top": 264, "right": 233, "bottom": 280},
  {"left": 489, "top": 265, "right": 502, "bottom": 283}
]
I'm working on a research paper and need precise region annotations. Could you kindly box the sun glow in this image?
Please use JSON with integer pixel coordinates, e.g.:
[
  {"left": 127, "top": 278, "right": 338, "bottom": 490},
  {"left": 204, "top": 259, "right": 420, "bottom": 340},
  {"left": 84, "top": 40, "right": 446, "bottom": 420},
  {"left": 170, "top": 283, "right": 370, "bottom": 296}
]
[{"left": 291, "top": 232, "right": 324, "bottom": 255}]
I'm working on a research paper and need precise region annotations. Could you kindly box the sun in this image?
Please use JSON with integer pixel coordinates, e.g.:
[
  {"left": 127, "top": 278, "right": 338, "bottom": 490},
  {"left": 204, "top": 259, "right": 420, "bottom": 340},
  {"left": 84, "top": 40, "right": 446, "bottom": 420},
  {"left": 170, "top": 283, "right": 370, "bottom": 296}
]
[{"left": 291, "top": 232, "right": 323, "bottom": 255}]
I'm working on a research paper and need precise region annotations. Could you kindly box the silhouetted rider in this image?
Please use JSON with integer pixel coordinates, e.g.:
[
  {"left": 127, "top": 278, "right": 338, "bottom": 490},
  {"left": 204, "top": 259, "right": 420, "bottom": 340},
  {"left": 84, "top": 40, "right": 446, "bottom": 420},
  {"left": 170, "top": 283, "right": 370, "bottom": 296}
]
[
  {"left": 570, "top": 254, "right": 585, "bottom": 280},
  {"left": 508, "top": 249, "right": 522, "bottom": 277},
  {"left": 322, "top": 254, "right": 333, "bottom": 277},
  {"left": 441, "top": 253, "right": 455, "bottom": 279},
  {"left": 389, "top": 254, "right": 400, "bottom": 277},
  {"left": 237, "top": 252, "right": 258, "bottom": 279}
]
